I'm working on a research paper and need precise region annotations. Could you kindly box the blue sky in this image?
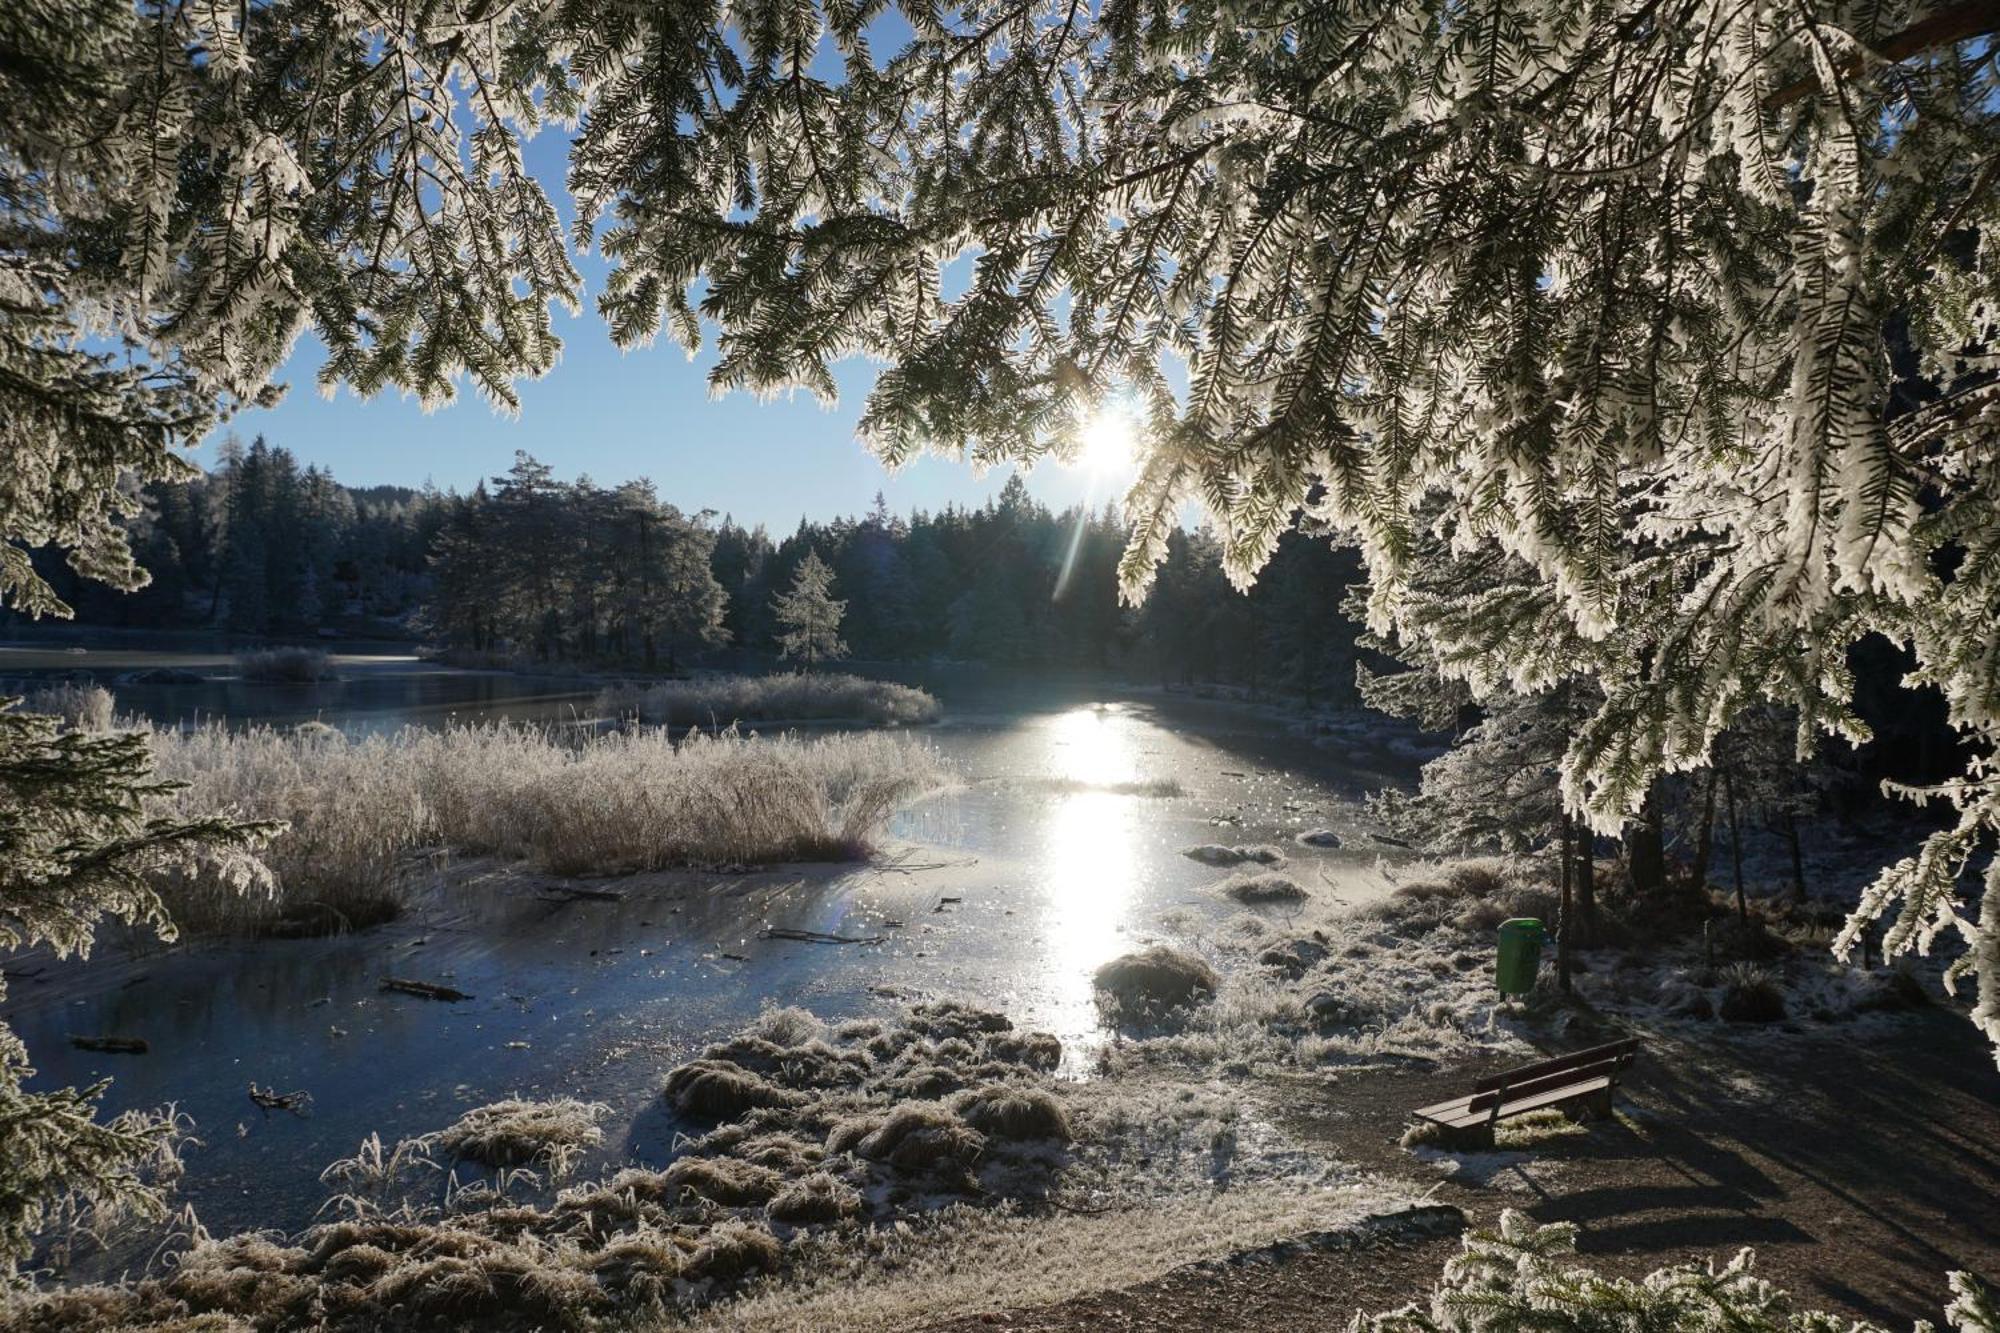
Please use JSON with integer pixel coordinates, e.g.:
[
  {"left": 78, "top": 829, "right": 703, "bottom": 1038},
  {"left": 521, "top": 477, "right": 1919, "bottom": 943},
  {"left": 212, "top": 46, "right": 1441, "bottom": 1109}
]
[
  {"left": 198, "top": 18, "right": 1146, "bottom": 534},
  {"left": 214, "top": 312, "right": 1136, "bottom": 532}
]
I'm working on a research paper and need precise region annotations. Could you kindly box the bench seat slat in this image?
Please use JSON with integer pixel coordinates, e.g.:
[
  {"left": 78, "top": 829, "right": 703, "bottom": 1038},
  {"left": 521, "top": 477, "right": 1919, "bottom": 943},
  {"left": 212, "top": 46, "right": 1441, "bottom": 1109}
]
[
  {"left": 1412, "top": 1091, "right": 1480, "bottom": 1122},
  {"left": 1417, "top": 1074, "right": 1613, "bottom": 1130}
]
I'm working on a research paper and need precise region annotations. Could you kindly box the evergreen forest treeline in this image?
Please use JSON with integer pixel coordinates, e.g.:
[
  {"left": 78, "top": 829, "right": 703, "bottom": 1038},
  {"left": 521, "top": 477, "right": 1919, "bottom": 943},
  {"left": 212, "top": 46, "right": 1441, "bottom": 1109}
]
[{"left": 15, "top": 443, "right": 1370, "bottom": 700}]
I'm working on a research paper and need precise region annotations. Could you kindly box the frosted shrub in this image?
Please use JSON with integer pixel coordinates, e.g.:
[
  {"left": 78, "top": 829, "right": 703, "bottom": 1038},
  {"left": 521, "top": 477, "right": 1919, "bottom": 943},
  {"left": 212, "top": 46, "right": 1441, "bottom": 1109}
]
[
  {"left": 1350, "top": 1210, "right": 1996, "bottom": 1333},
  {"left": 596, "top": 671, "right": 941, "bottom": 728},
  {"left": 234, "top": 647, "right": 337, "bottom": 682},
  {"left": 0, "top": 706, "right": 275, "bottom": 1278},
  {"left": 1217, "top": 871, "right": 1308, "bottom": 904},
  {"left": 19, "top": 682, "right": 116, "bottom": 731}
]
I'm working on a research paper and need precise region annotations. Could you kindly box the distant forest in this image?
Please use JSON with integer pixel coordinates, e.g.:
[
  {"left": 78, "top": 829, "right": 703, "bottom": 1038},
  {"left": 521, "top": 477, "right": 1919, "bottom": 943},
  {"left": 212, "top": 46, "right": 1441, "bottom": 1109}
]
[{"left": 14, "top": 442, "right": 1372, "bottom": 700}]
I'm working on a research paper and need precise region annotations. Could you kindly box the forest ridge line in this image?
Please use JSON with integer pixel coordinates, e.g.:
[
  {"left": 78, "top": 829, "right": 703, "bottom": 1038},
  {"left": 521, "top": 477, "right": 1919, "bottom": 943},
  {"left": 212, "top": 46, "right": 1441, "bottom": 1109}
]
[{"left": 18, "top": 442, "right": 1368, "bottom": 698}]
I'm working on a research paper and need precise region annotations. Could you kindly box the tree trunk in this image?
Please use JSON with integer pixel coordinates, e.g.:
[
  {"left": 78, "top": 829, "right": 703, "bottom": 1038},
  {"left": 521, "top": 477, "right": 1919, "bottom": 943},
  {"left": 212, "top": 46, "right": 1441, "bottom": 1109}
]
[
  {"left": 1785, "top": 811, "right": 1807, "bottom": 903},
  {"left": 1628, "top": 780, "right": 1667, "bottom": 898},
  {"left": 1692, "top": 770, "right": 1717, "bottom": 889},
  {"left": 1575, "top": 824, "right": 1597, "bottom": 944},
  {"left": 1725, "top": 765, "right": 1747, "bottom": 925},
  {"left": 1557, "top": 814, "right": 1574, "bottom": 993}
]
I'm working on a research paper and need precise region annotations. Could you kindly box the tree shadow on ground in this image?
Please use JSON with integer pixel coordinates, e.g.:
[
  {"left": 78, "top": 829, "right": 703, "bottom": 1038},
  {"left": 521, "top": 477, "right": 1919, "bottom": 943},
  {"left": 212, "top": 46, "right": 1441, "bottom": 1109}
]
[{"left": 1276, "top": 1008, "right": 2000, "bottom": 1328}]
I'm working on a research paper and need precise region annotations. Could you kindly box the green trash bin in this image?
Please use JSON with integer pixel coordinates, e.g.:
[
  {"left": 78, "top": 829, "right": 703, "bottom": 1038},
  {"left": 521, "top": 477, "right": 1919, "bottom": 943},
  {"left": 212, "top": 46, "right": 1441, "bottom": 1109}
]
[{"left": 1496, "top": 918, "right": 1544, "bottom": 995}]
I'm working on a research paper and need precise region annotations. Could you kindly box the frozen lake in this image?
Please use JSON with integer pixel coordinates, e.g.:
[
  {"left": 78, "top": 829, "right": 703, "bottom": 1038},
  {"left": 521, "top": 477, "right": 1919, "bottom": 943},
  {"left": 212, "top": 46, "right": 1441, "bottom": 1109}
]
[
  {"left": 1, "top": 652, "right": 1426, "bottom": 1244},
  {"left": 0, "top": 639, "right": 601, "bottom": 732}
]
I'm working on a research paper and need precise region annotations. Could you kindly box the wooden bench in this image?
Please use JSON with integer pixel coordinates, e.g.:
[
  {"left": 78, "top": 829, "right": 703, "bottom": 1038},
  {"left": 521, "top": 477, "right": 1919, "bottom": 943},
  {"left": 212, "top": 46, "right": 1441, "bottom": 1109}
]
[{"left": 1411, "top": 1036, "right": 1640, "bottom": 1148}]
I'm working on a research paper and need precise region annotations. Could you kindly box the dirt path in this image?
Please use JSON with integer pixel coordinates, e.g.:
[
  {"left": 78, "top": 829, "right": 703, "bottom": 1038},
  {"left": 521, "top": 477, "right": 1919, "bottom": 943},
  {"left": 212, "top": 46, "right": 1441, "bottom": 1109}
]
[{"left": 925, "top": 1010, "right": 2000, "bottom": 1331}]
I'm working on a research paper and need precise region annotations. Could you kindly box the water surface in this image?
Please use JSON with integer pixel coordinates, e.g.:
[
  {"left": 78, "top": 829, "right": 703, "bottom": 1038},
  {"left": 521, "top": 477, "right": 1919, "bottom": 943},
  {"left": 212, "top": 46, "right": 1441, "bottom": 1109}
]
[{"left": 2, "top": 659, "right": 1424, "bottom": 1245}]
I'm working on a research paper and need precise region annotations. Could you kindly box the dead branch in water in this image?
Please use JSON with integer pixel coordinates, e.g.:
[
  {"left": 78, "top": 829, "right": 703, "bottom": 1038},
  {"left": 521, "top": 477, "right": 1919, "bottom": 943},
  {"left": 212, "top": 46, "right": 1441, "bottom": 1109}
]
[
  {"left": 248, "top": 1084, "right": 313, "bottom": 1116},
  {"left": 536, "top": 885, "right": 626, "bottom": 904},
  {"left": 760, "top": 927, "right": 886, "bottom": 945},
  {"left": 70, "top": 1035, "right": 148, "bottom": 1054},
  {"left": 381, "top": 977, "right": 473, "bottom": 1001},
  {"left": 874, "top": 854, "right": 978, "bottom": 875}
]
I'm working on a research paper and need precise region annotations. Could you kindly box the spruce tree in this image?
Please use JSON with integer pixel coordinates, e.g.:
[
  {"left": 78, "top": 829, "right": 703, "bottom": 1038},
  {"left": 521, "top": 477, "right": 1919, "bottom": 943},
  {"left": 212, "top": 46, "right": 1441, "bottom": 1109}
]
[
  {"left": 772, "top": 551, "right": 848, "bottom": 671},
  {"left": 0, "top": 710, "right": 275, "bottom": 1276}
]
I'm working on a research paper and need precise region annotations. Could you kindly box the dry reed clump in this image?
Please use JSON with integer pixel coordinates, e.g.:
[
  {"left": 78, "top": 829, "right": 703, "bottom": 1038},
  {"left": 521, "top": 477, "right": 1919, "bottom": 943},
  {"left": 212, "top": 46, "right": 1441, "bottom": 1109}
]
[
  {"left": 1256, "top": 935, "right": 1331, "bottom": 979},
  {"left": 981, "top": 1030, "right": 1063, "bottom": 1071},
  {"left": 1182, "top": 844, "right": 1285, "bottom": 867},
  {"left": 145, "top": 722, "right": 428, "bottom": 935},
  {"left": 953, "top": 1086, "right": 1072, "bottom": 1142},
  {"left": 434, "top": 1099, "right": 608, "bottom": 1178},
  {"left": 661, "top": 1001, "right": 1075, "bottom": 1209},
  {"left": 664, "top": 1060, "right": 809, "bottom": 1118},
  {"left": 142, "top": 722, "right": 946, "bottom": 934},
  {"left": 683, "top": 1219, "right": 785, "bottom": 1283},
  {"left": 842, "top": 1104, "right": 987, "bottom": 1181},
  {"left": 18, "top": 681, "right": 117, "bottom": 731},
  {"left": 410, "top": 722, "right": 944, "bottom": 875},
  {"left": 660, "top": 1157, "right": 783, "bottom": 1206},
  {"left": 234, "top": 647, "right": 337, "bottom": 682},
  {"left": 1093, "top": 946, "right": 1220, "bottom": 1024},
  {"left": 17, "top": 1004, "right": 1073, "bottom": 1331},
  {"left": 904, "top": 1000, "right": 1015, "bottom": 1041},
  {"left": 765, "top": 1173, "right": 863, "bottom": 1225},
  {"left": 1218, "top": 871, "right": 1308, "bottom": 904},
  {"left": 1717, "top": 963, "right": 1788, "bottom": 1023},
  {"left": 1361, "top": 858, "right": 1556, "bottom": 937},
  {"left": 596, "top": 671, "right": 941, "bottom": 728}
]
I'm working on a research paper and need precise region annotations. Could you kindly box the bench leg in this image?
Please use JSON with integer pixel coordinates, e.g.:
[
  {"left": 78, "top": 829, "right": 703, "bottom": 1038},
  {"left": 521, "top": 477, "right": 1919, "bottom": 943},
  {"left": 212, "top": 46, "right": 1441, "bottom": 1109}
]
[
  {"left": 1443, "top": 1122, "right": 1495, "bottom": 1151},
  {"left": 1565, "top": 1087, "right": 1615, "bottom": 1121}
]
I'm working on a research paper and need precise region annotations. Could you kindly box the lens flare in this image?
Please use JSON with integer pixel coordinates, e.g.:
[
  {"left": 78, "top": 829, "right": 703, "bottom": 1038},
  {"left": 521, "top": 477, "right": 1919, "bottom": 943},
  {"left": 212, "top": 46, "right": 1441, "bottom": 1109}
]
[{"left": 1076, "top": 403, "right": 1138, "bottom": 472}]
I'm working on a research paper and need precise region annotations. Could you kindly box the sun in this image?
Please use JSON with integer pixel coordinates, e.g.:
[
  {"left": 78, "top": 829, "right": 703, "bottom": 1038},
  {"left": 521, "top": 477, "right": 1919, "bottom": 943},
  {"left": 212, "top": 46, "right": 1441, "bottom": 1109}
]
[{"left": 1076, "top": 402, "right": 1139, "bottom": 472}]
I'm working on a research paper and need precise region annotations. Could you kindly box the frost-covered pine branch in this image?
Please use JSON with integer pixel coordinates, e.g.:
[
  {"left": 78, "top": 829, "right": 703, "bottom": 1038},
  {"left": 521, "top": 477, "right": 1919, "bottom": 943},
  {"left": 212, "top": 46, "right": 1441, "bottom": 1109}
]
[
  {"left": 1349, "top": 1209, "right": 1998, "bottom": 1332},
  {"left": 0, "top": 706, "right": 277, "bottom": 1277},
  {"left": 9, "top": 2, "right": 2000, "bottom": 1058}
]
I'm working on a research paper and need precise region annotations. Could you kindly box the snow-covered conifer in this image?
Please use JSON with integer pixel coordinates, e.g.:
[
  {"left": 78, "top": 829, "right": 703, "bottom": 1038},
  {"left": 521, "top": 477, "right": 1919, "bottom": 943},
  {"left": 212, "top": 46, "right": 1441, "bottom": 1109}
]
[
  {"left": 0, "top": 708, "right": 275, "bottom": 1275},
  {"left": 772, "top": 551, "right": 848, "bottom": 670}
]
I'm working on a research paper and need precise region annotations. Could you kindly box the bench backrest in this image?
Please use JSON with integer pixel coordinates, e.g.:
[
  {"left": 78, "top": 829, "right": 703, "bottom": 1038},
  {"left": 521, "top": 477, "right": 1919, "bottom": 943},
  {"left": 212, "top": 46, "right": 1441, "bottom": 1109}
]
[
  {"left": 1463, "top": 1037, "right": 1640, "bottom": 1120},
  {"left": 1471, "top": 1037, "right": 1640, "bottom": 1095}
]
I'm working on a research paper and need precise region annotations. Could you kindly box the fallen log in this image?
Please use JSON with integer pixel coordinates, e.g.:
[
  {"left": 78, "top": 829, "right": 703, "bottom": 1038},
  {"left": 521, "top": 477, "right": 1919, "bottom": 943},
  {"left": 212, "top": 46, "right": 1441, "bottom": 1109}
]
[
  {"left": 381, "top": 977, "right": 472, "bottom": 1001},
  {"left": 538, "top": 885, "right": 625, "bottom": 903},
  {"left": 761, "top": 927, "right": 886, "bottom": 946},
  {"left": 248, "top": 1083, "right": 313, "bottom": 1116},
  {"left": 71, "top": 1035, "right": 148, "bottom": 1054}
]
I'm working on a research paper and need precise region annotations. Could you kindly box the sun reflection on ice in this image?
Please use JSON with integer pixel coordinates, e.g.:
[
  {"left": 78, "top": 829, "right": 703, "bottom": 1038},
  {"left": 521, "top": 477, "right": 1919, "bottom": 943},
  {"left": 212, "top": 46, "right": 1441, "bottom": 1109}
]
[{"left": 1036, "top": 707, "right": 1147, "bottom": 1059}]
